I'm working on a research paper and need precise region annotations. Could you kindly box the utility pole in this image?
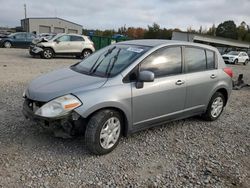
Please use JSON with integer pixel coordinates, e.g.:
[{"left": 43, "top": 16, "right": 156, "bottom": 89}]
[{"left": 24, "top": 4, "right": 27, "bottom": 19}]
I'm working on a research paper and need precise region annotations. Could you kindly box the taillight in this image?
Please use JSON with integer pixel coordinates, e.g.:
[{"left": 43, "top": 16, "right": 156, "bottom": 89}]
[{"left": 223, "top": 67, "right": 233, "bottom": 78}]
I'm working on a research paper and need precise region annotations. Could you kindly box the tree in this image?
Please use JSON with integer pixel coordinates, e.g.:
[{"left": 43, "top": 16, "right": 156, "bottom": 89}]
[
  {"left": 144, "top": 23, "right": 161, "bottom": 39},
  {"left": 216, "top": 20, "right": 238, "bottom": 39},
  {"left": 237, "top": 21, "right": 248, "bottom": 41},
  {"left": 207, "top": 24, "right": 216, "bottom": 36}
]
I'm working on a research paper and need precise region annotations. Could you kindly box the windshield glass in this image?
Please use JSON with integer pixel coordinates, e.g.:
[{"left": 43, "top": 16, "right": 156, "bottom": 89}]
[
  {"left": 227, "top": 51, "right": 240, "bottom": 55},
  {"left": 71, "top": 44, "right": 150, "bottom": 77},
  {"left": 8, "top": 33, "right": 16, "bottom": 37}
]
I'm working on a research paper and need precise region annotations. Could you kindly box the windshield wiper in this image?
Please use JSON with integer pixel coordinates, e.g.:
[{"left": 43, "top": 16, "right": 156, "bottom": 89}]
[
  {"left": 90, "top": 46, "right": 117, "bottom": 75},
  {"left": 106, "top": 49, "right": 121, "bottom": 77}
]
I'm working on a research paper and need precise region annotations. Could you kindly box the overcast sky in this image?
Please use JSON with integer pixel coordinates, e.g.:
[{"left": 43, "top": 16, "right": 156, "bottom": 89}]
[{"left": 0, "top": 0, "right": 250, "bottom": 30}]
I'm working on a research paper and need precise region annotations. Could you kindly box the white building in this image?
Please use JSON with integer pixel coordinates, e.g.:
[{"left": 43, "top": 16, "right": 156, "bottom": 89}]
[{"left": 21, "top": 17, "right": 82, "bottom": 34}]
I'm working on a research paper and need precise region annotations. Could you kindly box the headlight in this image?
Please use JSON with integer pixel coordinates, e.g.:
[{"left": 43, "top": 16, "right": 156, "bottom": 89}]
[{"left": 35, "top": 94, "right": 82, "bottom": 118}]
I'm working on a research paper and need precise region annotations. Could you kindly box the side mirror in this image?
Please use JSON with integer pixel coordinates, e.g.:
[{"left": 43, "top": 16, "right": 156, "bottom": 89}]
[
  {"left": 55, "top": 39, "right": 60, "bottom": 43},
  {"left": 136, "top": 71, "right": 155, "bottom": 89}
]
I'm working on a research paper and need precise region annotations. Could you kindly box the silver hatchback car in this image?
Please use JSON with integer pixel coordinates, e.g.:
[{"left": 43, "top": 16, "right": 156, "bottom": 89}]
[{"left": 23, "top": 40, "right": 233, "bottom": 155}]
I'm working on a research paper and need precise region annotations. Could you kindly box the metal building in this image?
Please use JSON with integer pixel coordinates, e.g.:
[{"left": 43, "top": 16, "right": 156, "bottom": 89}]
[
  {"left": 172, "top": 31, "right": 250, "bottom": 54},
  {"left": 21, "top": 17, "right": 82, "bottom": 34}
]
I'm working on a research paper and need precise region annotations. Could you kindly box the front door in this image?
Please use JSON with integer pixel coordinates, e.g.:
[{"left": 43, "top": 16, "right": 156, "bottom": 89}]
[
  {"left": 131, "top": 46, "right": 186, "bottom": 128},
  {"left": 53, "top": 35, "right": 72, "bottom": 53}
]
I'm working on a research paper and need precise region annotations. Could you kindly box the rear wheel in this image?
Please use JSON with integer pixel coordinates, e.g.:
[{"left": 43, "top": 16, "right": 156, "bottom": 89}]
[
  {"left": 3, "top": 41, "right": 11, "bottom": 48},
  {"left": 202, "top": 92, "right": 225, "bottom": 121},
  {"left": 85, "top": 109, "right": 122, "bottom": 155},
  {"left": 81, "top": 49, "right": 92, "bottom": 59},
  {"left": 42, "top": 48, "right": 54, "bottom": 59}
]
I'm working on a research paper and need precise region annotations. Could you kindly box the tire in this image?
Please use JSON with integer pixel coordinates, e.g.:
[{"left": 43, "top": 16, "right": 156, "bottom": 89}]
[
  {"left": 202, "top": 92, "right": 225, "bottom": 121},
  {"left": 234, "top": 59, "right": 238, "bottom": 64},
  {"left": 3, "top": 41, "right": 11, "bottom": 48},
  {"left": 81, "top": 49, "right": 92, "bottom": 59},
  {"left": 42, "top": 48, "right": 54, "bottom": 59},
  {"left": 243, "top": 59, "right": 248, "bottom": 65},
  {"left": 85, "top": 109, "right": 122, "bottom": 155}
]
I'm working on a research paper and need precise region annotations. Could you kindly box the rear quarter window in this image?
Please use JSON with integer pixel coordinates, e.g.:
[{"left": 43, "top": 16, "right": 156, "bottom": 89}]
[{"left": 206, "top": 50, "right": 215, "bottom": 69}]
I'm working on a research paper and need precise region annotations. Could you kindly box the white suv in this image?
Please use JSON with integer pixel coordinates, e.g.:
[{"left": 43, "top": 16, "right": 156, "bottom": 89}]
[
  {"left": 30, "top": 34, "right": 95, "bottom": 59},
  {"left": 222, "top": 51, "right": 249, "bottom": 65}
]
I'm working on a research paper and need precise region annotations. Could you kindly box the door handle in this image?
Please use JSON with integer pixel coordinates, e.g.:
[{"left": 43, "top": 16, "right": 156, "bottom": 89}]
[
  {"left": 210, "top": 74, "right": 217, "bottom": 79},
  {"left": 176, "top": 80, "right": 185, "bottom": 85}
]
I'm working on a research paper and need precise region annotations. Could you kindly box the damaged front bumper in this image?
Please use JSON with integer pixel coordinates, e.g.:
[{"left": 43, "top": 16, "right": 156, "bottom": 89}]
[
  {"left": 29, "top": 46, "right": 44, "bottom": 56},
  {"left": 22, "top": 98, "right": 86, "bottom": 138}
]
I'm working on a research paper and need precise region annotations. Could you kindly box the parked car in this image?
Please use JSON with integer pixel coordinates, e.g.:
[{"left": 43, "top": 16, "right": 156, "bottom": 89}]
[
  {"left": 29, "top": 33, "right": 95, "bottom": 59},
  {"left": 23, "top": 40, "right": 233, "bottom": 155},
  {"left": 222, "top": 51, "right": 249, "bottom": 65},
  {"left": 0, "top": 32, "right": 36, "bottom": 48}
]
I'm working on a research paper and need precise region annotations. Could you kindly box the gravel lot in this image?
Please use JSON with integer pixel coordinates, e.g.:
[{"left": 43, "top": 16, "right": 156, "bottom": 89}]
[{"left": 0, "top": 48, "right": 249, "bottom": 187}]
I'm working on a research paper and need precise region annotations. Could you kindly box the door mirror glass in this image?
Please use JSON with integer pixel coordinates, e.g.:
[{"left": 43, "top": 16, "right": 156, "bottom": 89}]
[{"left": 139, "top": 70, "right": 155, "bottom": 82}]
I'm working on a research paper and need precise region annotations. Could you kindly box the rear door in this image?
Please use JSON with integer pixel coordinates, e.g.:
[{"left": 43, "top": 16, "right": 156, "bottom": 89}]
[
  {"left": 70, "top": 35, "right": 84, "bottom": 53},
  {"left": 131, "top": 46, "right": 186, "bottom": 128},
  {"left": 183, "top": 47, "right": 218, "bottom": 115}
]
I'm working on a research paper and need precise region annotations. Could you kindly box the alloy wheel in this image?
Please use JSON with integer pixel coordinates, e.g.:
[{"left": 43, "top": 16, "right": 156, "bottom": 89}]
[
  {"left": 211, "top": 97, "right": 224, "bottom": 118},
  {"left": 100, "top": 117, "right": 121, "bottom": 149}
]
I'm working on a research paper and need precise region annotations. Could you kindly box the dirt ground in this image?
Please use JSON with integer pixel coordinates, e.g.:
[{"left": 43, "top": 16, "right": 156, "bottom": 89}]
[{"left": 0, "top": 48, "right": 249, "bottom": 187}]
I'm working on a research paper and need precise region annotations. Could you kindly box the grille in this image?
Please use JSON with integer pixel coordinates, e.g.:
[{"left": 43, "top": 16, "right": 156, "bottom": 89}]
[{"left": 223, "top": 57, "right": 229, "bottom": 60}]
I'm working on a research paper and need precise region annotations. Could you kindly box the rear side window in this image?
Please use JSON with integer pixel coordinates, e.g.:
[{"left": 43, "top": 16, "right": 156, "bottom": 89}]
[
  {"left": 185, "top": 47, "right": 206, "bottom": 73},
  {"left": 71, "top": 36, "right": 84, "bottom": 41},
  {"left": 206, "top": 50, "right": 215, "bottom": 69},
  {"left": 140, "top": 47, "right": 182, "bottom": 78}
]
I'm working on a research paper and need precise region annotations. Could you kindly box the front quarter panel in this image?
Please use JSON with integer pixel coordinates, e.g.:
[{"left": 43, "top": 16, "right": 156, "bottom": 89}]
[{"left": 73, "top": 75, "right": 133, "bottom": 131}]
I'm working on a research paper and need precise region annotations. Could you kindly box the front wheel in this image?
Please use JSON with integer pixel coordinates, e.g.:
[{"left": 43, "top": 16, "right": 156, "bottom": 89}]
[
  {"left": 234, "top": 59, "right": 238, "bottom": 64},
  {"left": 85, "top": 110, "right": 122, "bottom": 155},
  {"left": 202, "top": 92, "right": 225, "bottom": 121},
  {"left": 243, "top": 59, "right": 248, "bottom": 65},
  {"left": 42, "top": 48, "right": 54, "bottom": 59}
]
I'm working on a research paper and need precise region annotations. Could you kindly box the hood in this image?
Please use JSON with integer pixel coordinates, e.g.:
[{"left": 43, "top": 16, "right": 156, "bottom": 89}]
[
  {"left": 26, "top": 67, "right": 107, "bottom": 102},
  {"left": 32, "top": 37, "right": 49, "bottom": 45}
]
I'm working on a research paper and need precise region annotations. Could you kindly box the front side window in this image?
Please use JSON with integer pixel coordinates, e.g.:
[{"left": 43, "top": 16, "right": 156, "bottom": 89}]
[
  {"left": 70, "top": 36, "right": 84, "bottom": 41},
  {"left": 140, "top": 47, "right": 182, "bottom": 78},
  {"left": 56, "top": 35, "right": 70, "bottom": 42},
  {"left": 185, "top": 47, "right": 206, "bottom": 73}
]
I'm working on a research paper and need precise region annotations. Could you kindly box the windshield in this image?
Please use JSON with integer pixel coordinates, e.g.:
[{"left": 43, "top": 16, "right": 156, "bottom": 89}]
[
  {"left": 227, "top": 51, "right": 240, "bottom": 55},
  {"left": 45, "top": 35, "right": 56, "bottom": 40},
  {"left": 8, "top": 33, "right": 16, "bottom": 37},
  {"left": 71, "top": 44, "right": 150, "bottom": 77}
]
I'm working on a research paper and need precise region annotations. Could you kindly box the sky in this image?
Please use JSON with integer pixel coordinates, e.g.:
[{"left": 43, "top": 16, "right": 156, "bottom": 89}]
[{"left": 0, "top": 0, "right": 250, "bottom": 31}]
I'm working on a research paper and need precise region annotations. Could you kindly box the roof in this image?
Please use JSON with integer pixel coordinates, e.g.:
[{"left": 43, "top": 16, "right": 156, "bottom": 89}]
[
  {"left": 21, "top": 17, "right": 82, "bottom": 27},
  {"left": 118, "top": 39, "right": 218, "bottom": 51}
]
